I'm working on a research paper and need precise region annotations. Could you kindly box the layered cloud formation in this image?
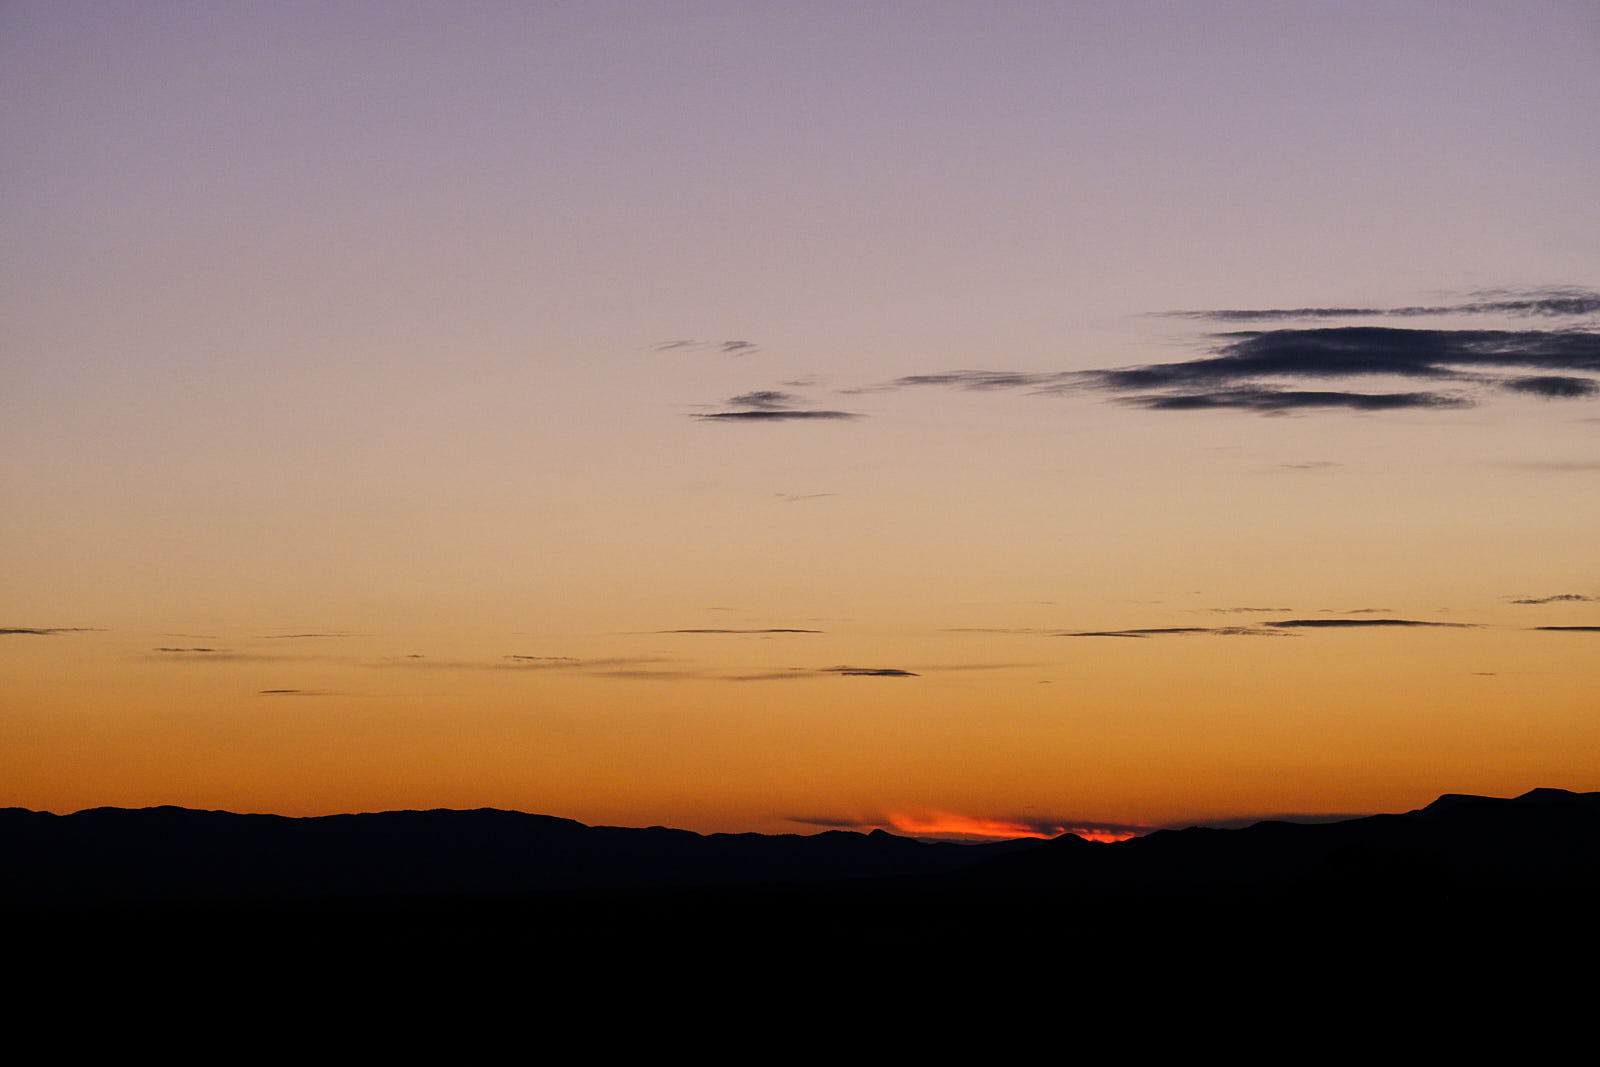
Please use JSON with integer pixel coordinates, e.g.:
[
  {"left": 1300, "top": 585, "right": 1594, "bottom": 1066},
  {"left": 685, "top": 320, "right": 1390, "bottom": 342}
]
[{"left": 697, "top": 288, "right": 1600, "bottom": 419}]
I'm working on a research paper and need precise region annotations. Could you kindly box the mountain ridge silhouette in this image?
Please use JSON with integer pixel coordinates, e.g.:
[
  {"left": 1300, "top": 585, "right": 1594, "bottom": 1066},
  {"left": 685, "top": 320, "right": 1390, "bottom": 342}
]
[
  {"left": 6, "top": 787, "right": 1597, "bottom": 903},
  {"left": 10, "top": 788, "right": 1600, "bottom": 978}
]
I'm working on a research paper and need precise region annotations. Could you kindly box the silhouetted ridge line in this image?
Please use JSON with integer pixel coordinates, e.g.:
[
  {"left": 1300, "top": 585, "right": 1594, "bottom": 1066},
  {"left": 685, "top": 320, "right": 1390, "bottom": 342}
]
[
  {"left": 0, "top": 806, "right": 1029, "bottom": 901},
  {"left": 4, "top": 791, "right": 1597, "bottom": 905}
]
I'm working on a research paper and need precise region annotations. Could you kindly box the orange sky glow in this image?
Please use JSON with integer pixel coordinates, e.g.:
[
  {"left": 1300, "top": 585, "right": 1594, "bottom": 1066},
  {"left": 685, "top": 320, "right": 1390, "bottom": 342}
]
[{"left": 4, "top": 4, "right": 1599, "bottom": 838}]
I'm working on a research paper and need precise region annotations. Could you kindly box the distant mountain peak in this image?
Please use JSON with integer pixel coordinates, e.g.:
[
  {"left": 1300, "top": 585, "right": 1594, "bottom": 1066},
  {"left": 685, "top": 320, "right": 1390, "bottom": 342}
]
[{"left": 1515, "top": 787, "right": 1581, "bottom": 803}]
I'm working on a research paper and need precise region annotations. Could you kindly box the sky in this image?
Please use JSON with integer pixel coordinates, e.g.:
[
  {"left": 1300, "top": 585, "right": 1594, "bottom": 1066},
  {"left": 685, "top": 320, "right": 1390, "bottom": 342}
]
[{"left": 4, "top": 1, "right": 1598, "bottom": 839}]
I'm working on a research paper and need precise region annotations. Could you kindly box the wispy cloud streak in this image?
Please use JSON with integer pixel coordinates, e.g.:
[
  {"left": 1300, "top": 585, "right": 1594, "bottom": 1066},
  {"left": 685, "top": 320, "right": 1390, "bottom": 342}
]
[
  {"left": 826, "top": 294, "right": 1600, "bottom": 417},
  {"left": 1092, "top": 327, "right": 1600, "bottom": 393},
  {"left": 695, "top": 409, "right": 860, "bottom": 422},
  {"left": 1265, "top": 618, "right": 1473, "bottom": 629},
  {"left": 657, "top": 629, "right": 823, "bottom": 635},
  {"left": 1062, "top": 626, "right": 1291, "bottom": 638},
  {"left": 1119, "top": 387, "right": 1467, "bottom": 412},
  {"left": 653, "top": 339, "right": 761, "bottom": 356},
  {"left": 843, "top": 370, "right": 1075, "bottom": 394},
  {"left": 1162, "top": 288, "right": 1600, "bottom": 321}
]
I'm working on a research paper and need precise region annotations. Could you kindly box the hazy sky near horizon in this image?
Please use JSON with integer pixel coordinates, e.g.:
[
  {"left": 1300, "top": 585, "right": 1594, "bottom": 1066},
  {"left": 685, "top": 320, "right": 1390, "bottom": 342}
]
[{"left": 5, "top": 1, "right": 1598, "bottom": 837}]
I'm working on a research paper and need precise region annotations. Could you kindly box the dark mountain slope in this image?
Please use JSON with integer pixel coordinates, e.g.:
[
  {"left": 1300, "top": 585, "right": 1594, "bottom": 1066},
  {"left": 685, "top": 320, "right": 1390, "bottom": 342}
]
[
  {"left": 0, "top": 804, "right": 1036, "bottom": 901},
  {"left": 5, "top": 788, "right": 1596, "bottom": 906},
  {"left": 958, "top": 787, "right": 1600, "bottom": 896}
]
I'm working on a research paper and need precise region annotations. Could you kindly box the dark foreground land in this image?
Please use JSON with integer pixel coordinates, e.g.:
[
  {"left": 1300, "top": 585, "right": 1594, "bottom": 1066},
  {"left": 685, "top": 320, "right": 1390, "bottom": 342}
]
[{"left": 7, "top": 788, "right": 1599, "bottom": 982}]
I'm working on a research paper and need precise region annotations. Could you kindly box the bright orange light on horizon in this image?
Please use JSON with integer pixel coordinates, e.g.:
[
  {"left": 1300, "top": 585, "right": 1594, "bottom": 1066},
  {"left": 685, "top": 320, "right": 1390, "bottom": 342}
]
[{"left": 883, "top": 812, "right": 1138, "bottom": 843}]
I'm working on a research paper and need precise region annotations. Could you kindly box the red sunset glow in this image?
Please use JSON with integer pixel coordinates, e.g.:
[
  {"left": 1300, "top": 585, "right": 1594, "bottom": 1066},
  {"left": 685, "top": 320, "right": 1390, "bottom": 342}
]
[
  {"left": 1072, "top": 829, "right": 1138, "bottom": 844},
  {"left": 884, "top": 812, "right": 1138, "bottom": 843}
]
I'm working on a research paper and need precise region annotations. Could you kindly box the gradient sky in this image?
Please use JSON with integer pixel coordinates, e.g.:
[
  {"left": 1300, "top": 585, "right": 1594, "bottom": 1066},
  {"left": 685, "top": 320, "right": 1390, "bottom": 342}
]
[{"left": 5, "top": 1, "right": 1598, "bottom": 838}]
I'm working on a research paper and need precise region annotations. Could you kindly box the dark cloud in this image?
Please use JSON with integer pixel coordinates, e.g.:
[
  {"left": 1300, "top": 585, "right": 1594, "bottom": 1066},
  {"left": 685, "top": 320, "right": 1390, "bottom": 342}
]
[
  {"left": 1510, "top": 594, "right": 1596, "bottom": 605},
  {"left": 653, "top": 339, "right": 761, "bottom": 356},
  {"left": 811, "top": 301, "right": 1600, "bottom": 420},
  {"left": 1208, "top": 607, "right": 1293, "bottom": 614},
  {"left": 257, "top": 632, "right": 356, "bottom": 639},
  {"left": 775, "top": 492, "right": 836, "bottom": 503},
  {"left": 851, "top": 326, "right": 1600, "bottom": 409},
  {"left": 1265, "top": 619, "right": 1471, "bottom": 629},
  {"left": 1100, "top": 327, "right": 1600, "bottom": 390},
  {"left": 1120, "top": 387, "right": 1468, "bottom": 412},
  {"left": 726, "top": 662, "right": 1035, "bottom": 681},
  {"left": 1064, "top": 618, "right": 1479, "bottom": 636},
  {"left": 1531, "top": 625, "right": 1600, "bottom": 632},
  {"left": 398, "top": 655, "right": 934, "bottom": 683},
  {"left": 1277, "top": 462, "right": 1341, "bottom": 472},
  {"left": 658, "top": 629, "right": 823, "bottom": 634},
  {"left": 1061, "top": 626, "right": 1290, "bottom": 638},
  {"left": 844, "top": 370, "right": 1074, "bottom": 394},
  {"left": 1062, "top": 627, "right": 1208, "bottom": 638},
  {"left": 695, "top": 389, "right": 862, "bottom": 421},
  {"left": 1503, "top": 375, "right": 1600, "bottom": 398},
  {"left": 1162, "top": 288, "right": 1600, "bottom": 321},
  {"left": 1094, "top": 326, "right": 1600, "bottom": 391},
  {"left": 695, "top": 409, "right": 860, "bottom": 421},
  {"left": 1319, "top": 607, "right": 1394, "bottom": 614},
  {"left": 726, "top": 390, "right": 799, "bottom": 410},
  {"left": 1, "top": 627, "right": 101, "bottom": 636},
  {"left": 152, "top": 647, "right": 323, "bottom": 663}
]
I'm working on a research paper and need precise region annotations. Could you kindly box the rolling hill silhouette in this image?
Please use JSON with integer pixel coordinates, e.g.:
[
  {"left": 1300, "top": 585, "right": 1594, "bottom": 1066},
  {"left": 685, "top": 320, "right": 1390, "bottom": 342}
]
[
  {"left": 7, "top": 788, "right": 1598, "bottom": 901},
  {"left": 8, "top": 789, "right": 1597, "bottom": 968}
]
